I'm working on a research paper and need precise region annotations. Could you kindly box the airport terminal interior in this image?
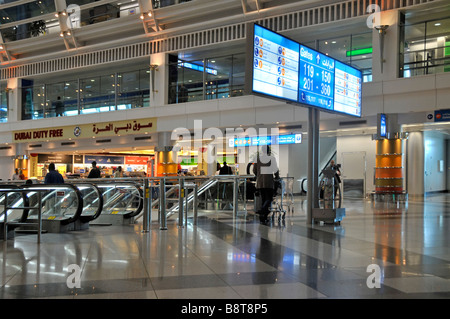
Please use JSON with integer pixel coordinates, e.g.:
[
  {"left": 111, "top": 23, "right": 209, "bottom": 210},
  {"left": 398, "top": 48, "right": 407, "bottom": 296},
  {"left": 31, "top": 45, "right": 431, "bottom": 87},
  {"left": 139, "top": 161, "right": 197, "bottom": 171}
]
[{"left": 0, "top": 0, "right": 450, "bottom": 300}]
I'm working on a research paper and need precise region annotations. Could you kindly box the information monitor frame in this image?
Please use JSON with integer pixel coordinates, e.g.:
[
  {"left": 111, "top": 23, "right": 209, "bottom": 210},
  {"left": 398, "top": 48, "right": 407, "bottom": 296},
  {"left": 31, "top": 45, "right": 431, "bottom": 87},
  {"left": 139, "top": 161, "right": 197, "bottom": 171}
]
[{"left": 247, "top": 23, "right": 363, "bottom": 118}]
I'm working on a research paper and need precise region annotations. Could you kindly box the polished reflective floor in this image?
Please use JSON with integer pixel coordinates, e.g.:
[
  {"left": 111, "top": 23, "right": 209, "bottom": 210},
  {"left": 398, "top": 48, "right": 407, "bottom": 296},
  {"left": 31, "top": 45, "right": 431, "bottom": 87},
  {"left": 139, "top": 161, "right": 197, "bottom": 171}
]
[{"left": 1, "top": 194, "right": 449, "bottom": 299}]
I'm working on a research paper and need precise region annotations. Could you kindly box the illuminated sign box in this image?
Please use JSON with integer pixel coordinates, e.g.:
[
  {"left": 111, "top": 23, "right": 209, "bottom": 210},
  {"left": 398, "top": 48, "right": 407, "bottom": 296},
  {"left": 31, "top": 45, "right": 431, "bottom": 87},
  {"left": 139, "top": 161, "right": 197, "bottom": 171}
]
[
  {"left": 229, "top": 133, "right": 302, "bottom": 147},
  {"left": 250, "top": 24, "right": 362, "bottom": 117}
]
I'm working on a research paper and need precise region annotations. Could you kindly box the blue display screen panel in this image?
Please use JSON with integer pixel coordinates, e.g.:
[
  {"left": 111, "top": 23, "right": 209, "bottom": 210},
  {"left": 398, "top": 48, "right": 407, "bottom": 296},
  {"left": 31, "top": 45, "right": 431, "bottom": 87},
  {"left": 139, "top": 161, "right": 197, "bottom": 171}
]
[
  {"left": 299, "top": 45, "right": 335, "bottom": 110},
  {"left": 252, "top": 24, "right": 299, "bottom": 102},
  {"left": 251, "top": 24, "right": 362, "bottom": 117}
]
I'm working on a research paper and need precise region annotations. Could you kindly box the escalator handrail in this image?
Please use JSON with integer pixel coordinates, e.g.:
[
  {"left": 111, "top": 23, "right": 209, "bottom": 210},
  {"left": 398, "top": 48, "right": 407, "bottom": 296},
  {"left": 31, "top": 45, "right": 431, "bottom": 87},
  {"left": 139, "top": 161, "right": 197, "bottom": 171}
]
[
  {"left": 94, "top": 181, "right": 143, "bottom": 219},
  {"left": 22, "top": 184, "right": 84, "bottom": 225},
  {"left": 69, "top": 182, "right": 104, "bottom": 223},
  {"left": 0, "top": 184, "right": 30, "bottom": 223}
]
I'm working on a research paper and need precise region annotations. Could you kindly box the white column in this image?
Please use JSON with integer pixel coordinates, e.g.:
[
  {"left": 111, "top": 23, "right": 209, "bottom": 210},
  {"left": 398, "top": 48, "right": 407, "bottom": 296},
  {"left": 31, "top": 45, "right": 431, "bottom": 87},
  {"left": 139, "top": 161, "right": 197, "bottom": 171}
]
[
  {"left": 371, "top": 9, "right": 401, "bottom": 82},
  {"left": 7, "top": 78, "right": 20, "bottom": 122},
  {"left": 150, "top": 53, "right": 167, "bottom": 106},
  {"left": 406, "top": 131, "right": 424, "bottom": 196}
]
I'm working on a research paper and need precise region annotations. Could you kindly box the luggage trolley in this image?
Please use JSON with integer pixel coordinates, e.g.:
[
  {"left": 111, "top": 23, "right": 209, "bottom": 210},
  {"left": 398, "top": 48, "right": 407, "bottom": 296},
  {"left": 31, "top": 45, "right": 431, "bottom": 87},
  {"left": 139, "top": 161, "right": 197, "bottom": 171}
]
[
  {"left": 313, "top": 168, "right": 345, "bottom": 224},
  {"left": 269, "top": 176, "right": 294, "bottom": 220}
]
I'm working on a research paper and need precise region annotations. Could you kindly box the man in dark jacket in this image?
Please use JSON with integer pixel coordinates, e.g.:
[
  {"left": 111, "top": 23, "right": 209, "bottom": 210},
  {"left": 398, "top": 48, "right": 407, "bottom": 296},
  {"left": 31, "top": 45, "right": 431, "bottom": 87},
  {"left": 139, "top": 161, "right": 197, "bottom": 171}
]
[
  {"left": 87, "top": 161, "right": 101, "bottom": 178},
  {"left": 253, "top": 145, "right": 279, "bottom": 223},
  {"left": 44, "top": 163, "right": 64, "bottom": 184},
  {"left": 219, "top": 161, "right": 232, "bottom": 175}
]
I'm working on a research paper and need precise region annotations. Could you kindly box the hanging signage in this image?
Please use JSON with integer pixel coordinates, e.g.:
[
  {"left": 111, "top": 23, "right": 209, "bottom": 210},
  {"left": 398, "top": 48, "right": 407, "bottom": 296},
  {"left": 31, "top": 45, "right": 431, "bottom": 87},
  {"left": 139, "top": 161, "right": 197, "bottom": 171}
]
[
  {"left": 229, "top": 133, "right": 302, "bottom": 147},
  {"left": 251, "top": 24, "right": 362, "bottom": 117}
]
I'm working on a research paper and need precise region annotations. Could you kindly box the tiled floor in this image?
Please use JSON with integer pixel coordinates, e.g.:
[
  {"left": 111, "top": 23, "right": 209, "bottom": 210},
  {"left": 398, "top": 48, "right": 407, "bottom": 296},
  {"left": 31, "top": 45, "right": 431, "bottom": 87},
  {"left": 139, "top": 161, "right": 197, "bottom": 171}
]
[{"left": 1, "top": 194, "right": 450, "bottom": 300}]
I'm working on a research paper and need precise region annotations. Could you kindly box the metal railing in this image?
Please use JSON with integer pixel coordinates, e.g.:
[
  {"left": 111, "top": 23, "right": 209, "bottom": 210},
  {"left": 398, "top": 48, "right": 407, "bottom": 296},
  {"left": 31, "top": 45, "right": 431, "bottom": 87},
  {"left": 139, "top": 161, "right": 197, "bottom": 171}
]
[{"left": 0, "top": 187, "right": 47, "bottom": 243}]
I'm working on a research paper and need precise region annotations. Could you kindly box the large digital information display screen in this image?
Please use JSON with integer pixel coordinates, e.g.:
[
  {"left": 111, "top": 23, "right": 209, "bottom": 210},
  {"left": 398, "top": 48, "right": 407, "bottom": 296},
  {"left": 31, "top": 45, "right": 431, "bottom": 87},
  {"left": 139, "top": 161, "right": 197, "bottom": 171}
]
[
  {"left": 251, "top": 24, "right": 362, "bottom": 117},
  {"left": 252, "top": 25, "right": 299, "bottom": 101}
]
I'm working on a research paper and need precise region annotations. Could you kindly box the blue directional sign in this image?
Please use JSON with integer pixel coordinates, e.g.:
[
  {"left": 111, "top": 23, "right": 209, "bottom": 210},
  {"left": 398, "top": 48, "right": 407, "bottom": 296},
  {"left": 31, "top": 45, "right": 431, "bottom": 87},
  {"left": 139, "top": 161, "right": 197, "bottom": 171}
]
[
  {"left": 230, "top": 134, "right": 302, "bottom": 147},
  {"left": 299, "top": 45, "right": 335, "bottom": 111},
  {"left": 251, "top": 24, "right": 362, "bottom": 117}
]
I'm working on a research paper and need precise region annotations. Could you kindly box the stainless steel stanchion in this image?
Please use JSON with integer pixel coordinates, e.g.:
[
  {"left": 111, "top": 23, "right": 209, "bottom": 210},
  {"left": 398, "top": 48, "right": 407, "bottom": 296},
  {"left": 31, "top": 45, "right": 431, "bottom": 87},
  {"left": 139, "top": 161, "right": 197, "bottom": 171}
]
[
  {"left": 3, "top": 193, "right": 7, "bottom": 241},
  {"left": 233, "top": 177, "right": 239, "bottom": 218},
  {"left": 142, "top": 178, "right": 150, "bottom": 233},
  {"left": 193, "top": 184, "right": 198, "bottom": 225},
  {"left": 178, "top": 178, "right": 184, "bottom": 228},
  {"left": 37, "top": 191, "right": 42, "bottom": 244},
  {"left": 159, "top": 178, "right": 167, "bottom": 230}
]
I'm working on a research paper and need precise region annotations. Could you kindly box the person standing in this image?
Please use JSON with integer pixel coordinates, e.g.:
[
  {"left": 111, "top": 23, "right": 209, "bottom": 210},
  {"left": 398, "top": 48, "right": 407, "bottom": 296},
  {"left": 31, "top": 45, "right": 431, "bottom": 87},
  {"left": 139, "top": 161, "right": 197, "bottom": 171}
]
[
  {"left": 114, "top": 166, "right": 123, "bottom": 178},
  {"left": 54, "top": 96, "right": 64, "bottom": 117},
  {"left": 253, "top": 145, "right": 279, "bottom": 223},
  {"left": 44, "top": 163, "right": 64, "bottom": 184},
  {"left": 219, "top": 161, "right": 232, "bottom": 175},
  {"left": 87, "top": 161, "right": 101, "bottom": 178},
  {"left": 12, "top": 168, "right": 20, "bottom": 180}
]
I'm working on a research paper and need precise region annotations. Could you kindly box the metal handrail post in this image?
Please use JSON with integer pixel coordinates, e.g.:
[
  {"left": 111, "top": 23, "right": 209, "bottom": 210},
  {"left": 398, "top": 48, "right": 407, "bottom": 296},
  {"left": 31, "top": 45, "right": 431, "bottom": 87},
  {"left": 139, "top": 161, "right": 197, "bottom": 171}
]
[
  {"left": 3, "top": 193, "right": 7, "bottom": 241},
  {"left": 178, "top": 178, "right": 184, "bottom": 228},
  {"left": 193, "top": 184, "right": 198, "bottom": 225},
  {"left": 37, "top": 191, "right": 42, "bottom": 244},
  {"left": 142, "top": 178, "right": 150, "bottom": 233},
  {"left": 159, "top": 178, "right": 167, "bottom": 230},
  {"left": 233, "top": 177, "right": 238, "bottom": 218},
  {"left": 184, "top": 185, "right": 188, "bottom": 226}
]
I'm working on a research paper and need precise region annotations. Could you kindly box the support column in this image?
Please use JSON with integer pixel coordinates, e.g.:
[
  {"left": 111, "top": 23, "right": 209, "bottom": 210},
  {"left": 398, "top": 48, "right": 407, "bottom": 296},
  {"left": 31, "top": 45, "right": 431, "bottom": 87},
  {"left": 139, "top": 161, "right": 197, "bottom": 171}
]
[
  {"left": 155, "top": 131, "right": 178, "bottom": 177},
  {"left": 307, "top": 107, "right": 320, "bottom": 224},
  {"left": 371, "top": 9, "right": 401, "bottom": 81},
  {"left": 406, "top": 132, "right": 424, "bottom": 196},
  {"left": 149, "top": 53, "right": 167, "bottom": 106}
]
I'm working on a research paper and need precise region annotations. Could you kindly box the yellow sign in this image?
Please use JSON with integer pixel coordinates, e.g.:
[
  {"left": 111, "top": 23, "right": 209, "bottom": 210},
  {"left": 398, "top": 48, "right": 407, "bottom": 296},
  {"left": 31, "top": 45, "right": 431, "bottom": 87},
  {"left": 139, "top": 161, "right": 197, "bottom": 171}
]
[{"left": 12, "top": 118, "right": 156, "bottom": 143}]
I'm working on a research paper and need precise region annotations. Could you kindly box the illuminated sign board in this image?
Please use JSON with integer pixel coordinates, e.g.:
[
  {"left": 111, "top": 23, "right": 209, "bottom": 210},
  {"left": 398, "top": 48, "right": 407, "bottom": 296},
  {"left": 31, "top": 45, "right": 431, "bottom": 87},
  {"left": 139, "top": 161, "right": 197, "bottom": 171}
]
[
  {"left": 252, "top": 24, "right": 299, "bottom": 101},
  {"left": 229, "top": 133, "right": 302, "bottom": 147},
  {"left": 178, "top": 61, "right": 218, "bottom": 75},
  {"left": 379, "top": 113, "right": 386, "bottom": 137},
  {"left": 251, "top": 24, "right": 362, "bottom": 117}
]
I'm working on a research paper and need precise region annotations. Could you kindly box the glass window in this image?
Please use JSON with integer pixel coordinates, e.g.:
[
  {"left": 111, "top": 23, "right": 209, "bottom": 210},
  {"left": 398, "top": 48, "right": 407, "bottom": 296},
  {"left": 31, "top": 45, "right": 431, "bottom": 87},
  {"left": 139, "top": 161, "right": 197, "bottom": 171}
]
[
  {"left": 231, "top": 53, "right": 246, "bottom": 97},
  {"left": 118, "top": 71, "right": 138, "bottom": 110},
  {"left": 80, "top": 75, "right": 115, "bottom": 114},
  {"left": 168, "top": 53, "right": 245, "bottom": 104},
  {"left": 205, "top": 56, "right": 231, "bottom": 100},
  {"left": 21, "top": 81, "right": 45, "bottom": 120},
  {"left": 18, "top": 68, "right": 150, "bottom": 121},
  {"left": 319, "top": 35, "right": 351, "bottom": 64},
  {"left": 319, "top": 33, "right": 372, "bottom": 82},
  {"left": 80, "top": 76, "right": 100, "bottom": 114},
  {"left": 0, "top": 1, "right": 55, "bottom": 24},
  {"left": 402, "top": 17, "right": 450, "bottom": 77},
  {"left": 46, "top": 80, "right": 79, "bottom": 117},
  {"left": 403, "top": 22, "right": 427, "bottom": 77},
  {"left": 349, "top": 32, "right": 373, "bottom": 82},
  {"left": 0, "top": 82, "right": 8, "bottom": 123}
]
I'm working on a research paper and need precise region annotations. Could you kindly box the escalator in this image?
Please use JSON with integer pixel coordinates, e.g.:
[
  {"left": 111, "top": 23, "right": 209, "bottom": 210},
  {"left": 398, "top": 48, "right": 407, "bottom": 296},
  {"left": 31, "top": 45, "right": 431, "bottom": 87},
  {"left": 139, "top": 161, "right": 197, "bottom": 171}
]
[
  {"left": 0, "top": 183, "right": 102, "bottom": 236},
  {"left": 89, "top": 181, "right": 143, "bottom": 225},
  {"left": 22, "top": 183, "right": 84, "bottom": 227},
  {"left": 0, "top": 185, "right": 30, "bottom": 238}
]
